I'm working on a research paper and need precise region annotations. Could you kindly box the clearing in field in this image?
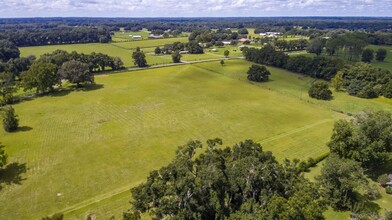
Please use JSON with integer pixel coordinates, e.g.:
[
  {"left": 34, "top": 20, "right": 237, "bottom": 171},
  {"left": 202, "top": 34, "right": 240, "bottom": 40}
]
[{"left": 1, "top": 60, "right": 346, "bottom": 219}]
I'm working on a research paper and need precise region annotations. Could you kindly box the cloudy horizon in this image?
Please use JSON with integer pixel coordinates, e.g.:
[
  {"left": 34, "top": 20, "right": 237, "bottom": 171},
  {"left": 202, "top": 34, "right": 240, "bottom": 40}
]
[{"left": 0, "top": 0, "right": 391, "bottom": 18}]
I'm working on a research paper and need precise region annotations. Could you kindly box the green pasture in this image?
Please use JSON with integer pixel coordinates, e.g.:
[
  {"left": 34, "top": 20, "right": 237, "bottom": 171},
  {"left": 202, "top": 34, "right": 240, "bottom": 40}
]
[
  {"left": 20, "top": 41, "right": 240, "bottom": 68},
  {"left": 111, "top": 29, "right": 151, "bottom": 42},
  {"left": 196, "top": 60, "right": 392, "bottom": 114},
  {"left": 369, "top": 44, "right": 392, "bottom": 72},
  {"left": 1, "top": 60, "right": 346, "bottom": 219},
  {"left": 20, "top": 37, "right": 189, "bottom": 68}
]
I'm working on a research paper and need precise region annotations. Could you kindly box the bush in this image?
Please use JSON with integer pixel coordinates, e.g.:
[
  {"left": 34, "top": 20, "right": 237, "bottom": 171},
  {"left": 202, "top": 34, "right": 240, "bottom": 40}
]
[
  {"left": 365, "top": 185, "right": 381, "bottom": 200},
  {"left": 385, "top": 211, "right": 392, "bottom": 220},
  {"left": 308, "top": 81, "right": 332, "bottom": 100},
  {"left": 377, "top": 174, "right": 390, "bottom": 186},
  {"left": 361, "top": 48, "right": 374, "bottom": 63},
  {"left": 247, "top": 64, "right": 271, "bottom": 82},
  {"left": 386, "top": 187, "right": 392, "bottom": 194},
  {"left": 2, "top": 105, "right": 19, "bottom": 132}
]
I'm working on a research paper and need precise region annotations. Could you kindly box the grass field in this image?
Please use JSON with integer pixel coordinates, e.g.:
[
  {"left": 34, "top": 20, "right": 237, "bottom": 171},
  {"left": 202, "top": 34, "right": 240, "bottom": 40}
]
[
  {"left": 20, "top": 37, "right": 189, "bottom": 68},
  {"left": 1, "top": 60, "right": 348, "bottom": 219},
  {"left": 369, "top": 44, "right": 392, "bottom": 72},
  {"left": 1, "top": 59, "right": 391, "bottom": 219},
  {"left": 196, "top": 60, "right": 392, "bottom": 114},
  {"left": 111, "top": 29, "right": 151, "bottom": 42},
  {"left": 19, "top": 38, "right": 245, "bottom": 68}
]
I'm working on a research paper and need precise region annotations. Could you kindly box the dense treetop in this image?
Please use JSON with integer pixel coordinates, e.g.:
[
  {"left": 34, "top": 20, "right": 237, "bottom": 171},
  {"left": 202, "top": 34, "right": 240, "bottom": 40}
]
[{"left": 128, "top": 139, "right": 326, "bottom": 220}]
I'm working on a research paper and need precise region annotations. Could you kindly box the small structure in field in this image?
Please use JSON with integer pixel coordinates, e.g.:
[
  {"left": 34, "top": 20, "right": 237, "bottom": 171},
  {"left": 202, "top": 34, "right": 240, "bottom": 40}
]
[
  {"left": 179, "top": 51, "right": 189, "bottom": 54},
  {"left": 222, "top": 41, "right": 231, "bottom": 45},
  {"left": 259, "top": 32, "right": 281, "bottom": 37},
  {"left": 211, "top": 48, "right": 217, "bottom": 52},
  {"left": 133, "top": 35, "right": 142, "bottom": 39},
  {"left": 149, "top": 34, "right": 163, "bottom": 39}
]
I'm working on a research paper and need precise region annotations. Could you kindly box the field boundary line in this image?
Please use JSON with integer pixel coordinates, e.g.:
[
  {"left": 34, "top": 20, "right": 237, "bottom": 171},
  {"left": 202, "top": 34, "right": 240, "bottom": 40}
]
[
  {"left": 56, "top": 181, "right": 141, "bottom": 216},
  {"left": 258, "top": 119, "right": 333, "bottom": 144}
]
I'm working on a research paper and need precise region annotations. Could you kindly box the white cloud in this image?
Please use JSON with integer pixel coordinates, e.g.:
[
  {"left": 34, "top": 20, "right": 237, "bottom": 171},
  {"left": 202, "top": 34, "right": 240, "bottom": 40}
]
[{"left": 0, "top": 0, "right": 390, "bottom": 17}]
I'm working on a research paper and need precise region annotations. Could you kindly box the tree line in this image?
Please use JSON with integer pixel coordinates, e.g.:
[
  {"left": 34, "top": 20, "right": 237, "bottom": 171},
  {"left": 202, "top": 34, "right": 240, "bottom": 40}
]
[
  {"left": 0, "top": 27, "right": 111, "bottom": 47},
  {"left": 243, "top": 45, "right": 344, "bottom": 80},
  {"left": 244, "top": 45, "right": 392, "bottom": 99},
  {"left": 0, "top": 47, "right": 124, "bottom": 105}
]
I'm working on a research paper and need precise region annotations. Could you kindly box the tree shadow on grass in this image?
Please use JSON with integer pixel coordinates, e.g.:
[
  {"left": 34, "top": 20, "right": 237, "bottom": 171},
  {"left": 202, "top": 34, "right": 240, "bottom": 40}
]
[
  {"left": 366, "top": 158, "right": 392, "bottom": 182},
  {"left": 16, "top": 126, "right": 33, "bottom": 132},
  {"left": 74, "top": 83, "right": 104, "bottom": 92},
  {"left": 48, "top": 89, "right": 72, "bottom": 97},
  {"left": 0, "top": 162, "right": 27, "bottom": 190}
]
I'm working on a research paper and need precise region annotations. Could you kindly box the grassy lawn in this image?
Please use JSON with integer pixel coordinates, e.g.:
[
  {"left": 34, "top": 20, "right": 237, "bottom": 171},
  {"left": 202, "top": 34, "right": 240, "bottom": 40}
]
[{"left": 1, "top": 61, "right": 346, "bottom": 219}]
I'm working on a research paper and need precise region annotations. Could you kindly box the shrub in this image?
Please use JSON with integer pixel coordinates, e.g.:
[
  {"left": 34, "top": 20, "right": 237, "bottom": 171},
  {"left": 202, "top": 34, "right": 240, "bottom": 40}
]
[
  {"left": 365, "top": 185, "right": 381, "bottom": 200},
  {"left": 2, "top": 105, "right": 19, "bottom": 132},
  {"left": 377, "top": 174, "right": 390, "bottom": 186},
  {"left": 385, "top": 211, "right": 392, "bottom": 220},
  {"left": 247, "top": 64, "right": 271, "bottom": 82},
  {"left": 308, "top": 81, "right": 332, "bottom": 100},
  {"left": 386, "top": 187, "right": 392, "bottom": 194}
]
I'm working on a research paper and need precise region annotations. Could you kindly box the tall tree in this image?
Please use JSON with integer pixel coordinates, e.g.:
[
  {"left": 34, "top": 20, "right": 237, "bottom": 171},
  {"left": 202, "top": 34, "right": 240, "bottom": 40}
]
[
  {"left": 376, "top": 48, "right": 387, "bottom": 62},
  {"left": 21, "top": 62, "right": 59, "bottom": 93},
  {"left": 109, "top": 57, "right": 124, "bottom": 70},
  {"left": 331, "top": 71, "right": 344, "bottom": 91},
  {"left": 58, "top": 60, "right": 94, "bottom": 87},
  {"left": 0, "top": 143, "right": 7, "bottom": 169},
  {"left": 307, "top": 37, "right": 325, "bottom": 56},
  {"left": 0, "top": 40, "right": 20, "bottom": 62},
  {"left": 316, "top": 154, "right": 367, "bottom": 210},
  {"left": 2, "top": 105, "right": 19, "bottom": 132},
  {"left": 0, "top": 72, "right": 17, "bottom": 105},
  {"left": 132, "top": 50, "right": 147, "bottom": 67},
  {"left": 154, "top": 47, "right": 161, "bottom": 55},
  {"left": 328, "top": 111, "right": 392, "bottom": 169},
  {"left": 361, "top": 48, "right": 374, "bottom": 63},
  {"left": 171, "top": 50, "right": 181, "bottom": 63},
  {"left": 224, "top": 50, "right": 230, "bottom": 58}
]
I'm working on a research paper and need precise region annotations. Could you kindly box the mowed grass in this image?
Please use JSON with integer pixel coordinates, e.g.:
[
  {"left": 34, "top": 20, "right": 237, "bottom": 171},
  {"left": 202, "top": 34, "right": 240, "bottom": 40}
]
[
  {"left": 1, "top": 62, "right": 345, "bottom": 219},
  {"left": 20, "top": 37, "right": 188, "bottom": 68}
]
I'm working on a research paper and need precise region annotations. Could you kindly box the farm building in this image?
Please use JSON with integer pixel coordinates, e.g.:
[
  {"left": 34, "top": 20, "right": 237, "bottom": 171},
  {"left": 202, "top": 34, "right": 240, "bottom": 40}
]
[
  {"left": 149, "top": 34, "right": 163, "bottom": 39},
  {"left": 238, "top": 38, "right": 249, "bottom": 42},
  {"left": 211, "top": 48, "right": 217, "bottom": 52},
  {"left": 133, "top": 35, "right": 142, "bottom": 39},
  {"left": 222, "top": 41, "right": 231, "bottom": 45},
  {"left": 179, "top": 50, "right": 189, "bottom": 54},
  {"left": 259, "top": 32, "right": 281, "bottom": 37}
]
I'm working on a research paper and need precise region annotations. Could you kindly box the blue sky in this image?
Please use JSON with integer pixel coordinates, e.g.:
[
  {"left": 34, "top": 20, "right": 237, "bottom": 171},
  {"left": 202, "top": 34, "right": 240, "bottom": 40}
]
[{"left": 0, "top": 0, "right": 391, "bottom": 17}]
